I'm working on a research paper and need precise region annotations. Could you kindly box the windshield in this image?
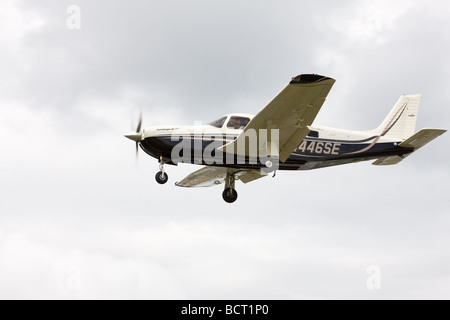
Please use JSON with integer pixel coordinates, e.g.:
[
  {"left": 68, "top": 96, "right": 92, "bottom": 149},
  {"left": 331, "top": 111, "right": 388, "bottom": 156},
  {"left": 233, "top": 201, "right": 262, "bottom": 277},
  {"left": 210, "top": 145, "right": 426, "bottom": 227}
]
[
  {"left": 226, "top": 116, "right": 250, "bottom": 130},
  {"left": 208, "top": 116, "right": 227, "bottom": 128}
]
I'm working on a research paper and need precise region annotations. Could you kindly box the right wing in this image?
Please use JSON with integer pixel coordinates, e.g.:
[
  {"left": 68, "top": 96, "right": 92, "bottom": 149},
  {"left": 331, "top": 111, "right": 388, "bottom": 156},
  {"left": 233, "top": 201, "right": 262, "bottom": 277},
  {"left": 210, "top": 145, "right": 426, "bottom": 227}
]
[
  {"left": 175, "top": 166, "right": 267, "bottom": 188},
  {"left": 219, "top": 74, "right": 335, "bottom": 162}
]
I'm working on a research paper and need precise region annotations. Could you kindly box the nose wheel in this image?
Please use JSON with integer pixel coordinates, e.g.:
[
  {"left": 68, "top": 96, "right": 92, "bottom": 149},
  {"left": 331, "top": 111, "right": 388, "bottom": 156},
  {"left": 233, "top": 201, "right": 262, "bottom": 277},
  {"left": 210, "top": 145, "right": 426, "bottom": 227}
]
[
  {"left": 155, "top": 160, "right": 168, "bottom": 184},
  {"left": 155, "top": 171, "right": 168, "bottom": 184}
]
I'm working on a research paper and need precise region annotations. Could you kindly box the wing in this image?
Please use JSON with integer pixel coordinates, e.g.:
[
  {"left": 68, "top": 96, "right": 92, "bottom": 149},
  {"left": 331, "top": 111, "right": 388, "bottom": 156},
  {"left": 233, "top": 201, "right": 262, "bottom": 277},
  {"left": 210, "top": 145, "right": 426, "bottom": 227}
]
[
  {"left": 219, "top": 74, "right": 335, "bottom": 162},
  {"left": 175, "top": 166, "right": 267, "bottom": 188}
]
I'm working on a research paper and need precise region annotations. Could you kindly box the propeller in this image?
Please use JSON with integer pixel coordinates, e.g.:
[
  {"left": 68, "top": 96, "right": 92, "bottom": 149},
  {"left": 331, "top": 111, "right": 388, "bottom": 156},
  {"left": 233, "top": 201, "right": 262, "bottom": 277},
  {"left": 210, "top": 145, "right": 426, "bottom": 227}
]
[
  {"left": 135, "top": 111, "right": 142, "bottom": 159},
  {"left": 125, "top": 111, "right": 143, "bottom": 162}
]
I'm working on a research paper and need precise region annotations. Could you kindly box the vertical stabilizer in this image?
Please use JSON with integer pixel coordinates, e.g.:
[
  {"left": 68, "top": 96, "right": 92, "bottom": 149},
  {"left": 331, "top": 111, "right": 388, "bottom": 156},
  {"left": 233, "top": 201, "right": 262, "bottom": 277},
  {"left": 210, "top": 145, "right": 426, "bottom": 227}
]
[{"left": 372, "top": 94, "right": 421, "bottom": 140}]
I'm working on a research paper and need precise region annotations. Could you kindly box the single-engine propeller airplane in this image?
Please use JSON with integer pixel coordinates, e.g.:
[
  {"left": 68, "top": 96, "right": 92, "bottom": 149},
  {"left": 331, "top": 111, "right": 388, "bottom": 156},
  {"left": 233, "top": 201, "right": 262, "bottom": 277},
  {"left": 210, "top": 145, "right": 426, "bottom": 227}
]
[{"left": 125, "top": 74, "right": 446, "bottom": 203}]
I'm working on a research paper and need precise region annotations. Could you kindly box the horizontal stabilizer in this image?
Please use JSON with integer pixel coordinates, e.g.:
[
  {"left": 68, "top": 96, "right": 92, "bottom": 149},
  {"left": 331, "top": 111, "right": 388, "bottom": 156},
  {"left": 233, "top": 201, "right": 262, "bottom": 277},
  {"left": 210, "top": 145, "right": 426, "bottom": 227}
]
[
  {"left": 372, "top": 156, "right": 405, "bottom": 166},
  {"left": 398, "top": 128, "right": 447, "bottom": 149},
  {"left": 373, "top": 128, "right": 446, "bottom": 166}
]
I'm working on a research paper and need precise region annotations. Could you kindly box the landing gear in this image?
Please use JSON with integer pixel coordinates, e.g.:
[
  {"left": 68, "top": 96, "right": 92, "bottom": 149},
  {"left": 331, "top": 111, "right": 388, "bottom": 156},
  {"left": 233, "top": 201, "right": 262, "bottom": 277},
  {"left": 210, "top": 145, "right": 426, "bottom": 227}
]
[
  {"left": 222, "top": 173, "right": 238, "bottom": 203},
  {"left": 155, "top": 160, "right": 168, "bottom": 184},
  {"left": 155, "top": 171, "right": 168, "bottom": 184},
  {"left": 222, "top": 188, "right": 238, "bottom": 203}
]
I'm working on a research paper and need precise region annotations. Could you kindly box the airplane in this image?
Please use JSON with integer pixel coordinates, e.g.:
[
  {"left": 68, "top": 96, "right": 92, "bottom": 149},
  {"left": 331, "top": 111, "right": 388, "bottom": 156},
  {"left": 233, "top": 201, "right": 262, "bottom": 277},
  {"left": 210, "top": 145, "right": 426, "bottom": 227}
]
[{"left": 125, "top": 74, "right": 446, "bottom": 203}]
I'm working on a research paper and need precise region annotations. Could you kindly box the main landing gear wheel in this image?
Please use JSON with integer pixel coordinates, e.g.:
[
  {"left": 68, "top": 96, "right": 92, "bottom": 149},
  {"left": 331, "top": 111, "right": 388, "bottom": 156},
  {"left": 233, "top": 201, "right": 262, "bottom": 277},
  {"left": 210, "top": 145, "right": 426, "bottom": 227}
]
[
  {"left": 222, "top": 173, "right": 238, "bottom": 203},
  {"left": 155, "top": 171, "right": 168, "bottom": 184},
  {"left": 222, "top": 188, "right": 238, "bottom": 203}
]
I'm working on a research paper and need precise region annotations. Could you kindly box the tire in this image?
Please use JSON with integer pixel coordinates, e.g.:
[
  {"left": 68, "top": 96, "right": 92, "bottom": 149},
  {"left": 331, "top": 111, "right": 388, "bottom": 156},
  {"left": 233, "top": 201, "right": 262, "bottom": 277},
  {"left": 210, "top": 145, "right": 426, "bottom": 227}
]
[
  {"left": 155, "top": 171, "right": 168, "bottom": 184},
  {"left": 222, "top": 188, "right": 238, "bottom": 203}
]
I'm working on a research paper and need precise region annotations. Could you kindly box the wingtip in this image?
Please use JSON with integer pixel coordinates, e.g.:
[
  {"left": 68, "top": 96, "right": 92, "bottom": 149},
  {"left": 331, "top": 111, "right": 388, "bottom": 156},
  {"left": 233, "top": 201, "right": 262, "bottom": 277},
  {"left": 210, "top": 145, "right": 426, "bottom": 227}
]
[
  {"left": 290, "top": 74, "right": 335, "bottom": 84},
  {"left": 175, "top": 182, "right": 188, "bottom": 188}
]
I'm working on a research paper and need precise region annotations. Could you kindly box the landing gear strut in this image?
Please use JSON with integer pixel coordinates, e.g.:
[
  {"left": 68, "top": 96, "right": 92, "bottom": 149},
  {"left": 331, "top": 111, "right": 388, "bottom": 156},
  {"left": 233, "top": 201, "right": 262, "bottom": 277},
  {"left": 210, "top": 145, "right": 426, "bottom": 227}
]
[
  {"left": 155, "top": 160, "right": 168, "bottom": 184},
  {"left": 222, "top": 173, "right": 238, "bottom": 203}
]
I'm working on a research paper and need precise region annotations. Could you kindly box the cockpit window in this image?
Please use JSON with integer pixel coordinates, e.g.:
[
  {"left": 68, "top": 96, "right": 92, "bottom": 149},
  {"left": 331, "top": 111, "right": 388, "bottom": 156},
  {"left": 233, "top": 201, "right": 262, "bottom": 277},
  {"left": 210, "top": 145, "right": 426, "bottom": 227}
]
[
  {"left": 227, "top": 116, "right": 250, "bottom": 130},
  {"left": 208, "top": 116, "right": 227, "bottom": 128}
]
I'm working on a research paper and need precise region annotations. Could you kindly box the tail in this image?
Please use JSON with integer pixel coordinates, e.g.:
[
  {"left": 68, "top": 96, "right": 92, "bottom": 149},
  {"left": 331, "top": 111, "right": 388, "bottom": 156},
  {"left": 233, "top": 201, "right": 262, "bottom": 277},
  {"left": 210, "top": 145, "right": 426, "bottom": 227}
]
[
  {"left": 370, "top": 94, "right": 447, "bottom": 165},
  {"left": 372, "top": 94, "right": 421, "bottom": 140}
]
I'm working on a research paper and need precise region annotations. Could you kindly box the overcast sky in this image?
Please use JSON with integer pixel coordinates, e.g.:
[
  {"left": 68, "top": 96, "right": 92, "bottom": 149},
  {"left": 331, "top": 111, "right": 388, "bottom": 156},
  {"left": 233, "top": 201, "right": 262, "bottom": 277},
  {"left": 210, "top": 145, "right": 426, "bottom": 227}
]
[{"left": 1, "top": 0, "right": 449, "bottom": 299}]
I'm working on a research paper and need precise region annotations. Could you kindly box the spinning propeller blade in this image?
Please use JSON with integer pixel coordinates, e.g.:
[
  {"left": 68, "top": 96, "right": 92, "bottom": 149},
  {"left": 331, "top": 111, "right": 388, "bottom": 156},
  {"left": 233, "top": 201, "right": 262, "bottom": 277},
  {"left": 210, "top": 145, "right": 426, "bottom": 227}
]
[{"left": 124, "top": 111, "right": 143, "bottom": 162}]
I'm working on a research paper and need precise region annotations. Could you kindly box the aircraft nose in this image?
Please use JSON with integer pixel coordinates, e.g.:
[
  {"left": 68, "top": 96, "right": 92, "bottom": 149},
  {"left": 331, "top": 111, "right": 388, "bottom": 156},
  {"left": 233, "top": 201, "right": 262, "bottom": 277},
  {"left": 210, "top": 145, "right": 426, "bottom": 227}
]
[{"left": 124, "top": 131, "right": 142, "bottom": 142}]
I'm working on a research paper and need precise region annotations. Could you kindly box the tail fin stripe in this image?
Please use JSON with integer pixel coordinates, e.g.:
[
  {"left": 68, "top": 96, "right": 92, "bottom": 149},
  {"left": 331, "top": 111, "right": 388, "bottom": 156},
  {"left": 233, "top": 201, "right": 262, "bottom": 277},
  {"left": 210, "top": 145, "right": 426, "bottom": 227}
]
[
  {"left": 345, "top": 102, "right": 409, "bottom": 155},
  {"left": 380, "top": 102, "right": 408, "bottom": 137}
]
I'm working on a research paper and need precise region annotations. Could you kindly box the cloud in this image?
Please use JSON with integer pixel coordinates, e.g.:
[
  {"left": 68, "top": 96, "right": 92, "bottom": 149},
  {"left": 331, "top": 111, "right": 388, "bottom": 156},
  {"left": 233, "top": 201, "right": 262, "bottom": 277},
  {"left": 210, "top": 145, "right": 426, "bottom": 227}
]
[
  {"left": 0, "top": 228, "right": 185, "bottom": 299},
  {"left": 1, "top": 0, "right": 449, "bottom": 299}
]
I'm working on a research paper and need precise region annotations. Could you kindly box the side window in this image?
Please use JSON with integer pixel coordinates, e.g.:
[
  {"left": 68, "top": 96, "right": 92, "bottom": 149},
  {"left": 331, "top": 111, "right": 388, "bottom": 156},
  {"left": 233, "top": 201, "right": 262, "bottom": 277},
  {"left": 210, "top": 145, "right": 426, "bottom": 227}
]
[
  {"left": 227, "top": 117, "right": 250, "bottom": 130},
  {"left": 308, "top": 130, "right": 319, "bottom": 138}
]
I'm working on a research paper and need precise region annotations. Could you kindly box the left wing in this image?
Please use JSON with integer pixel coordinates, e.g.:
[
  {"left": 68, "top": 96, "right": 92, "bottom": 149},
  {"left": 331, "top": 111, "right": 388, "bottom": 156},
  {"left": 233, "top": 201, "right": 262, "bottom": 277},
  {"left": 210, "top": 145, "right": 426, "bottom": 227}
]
[
  {"left": 175, "top": 166, "right": 267, "bottom": 188},
  {"left": 219, "top": 74, "right": 335, "bottom": 162}
]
